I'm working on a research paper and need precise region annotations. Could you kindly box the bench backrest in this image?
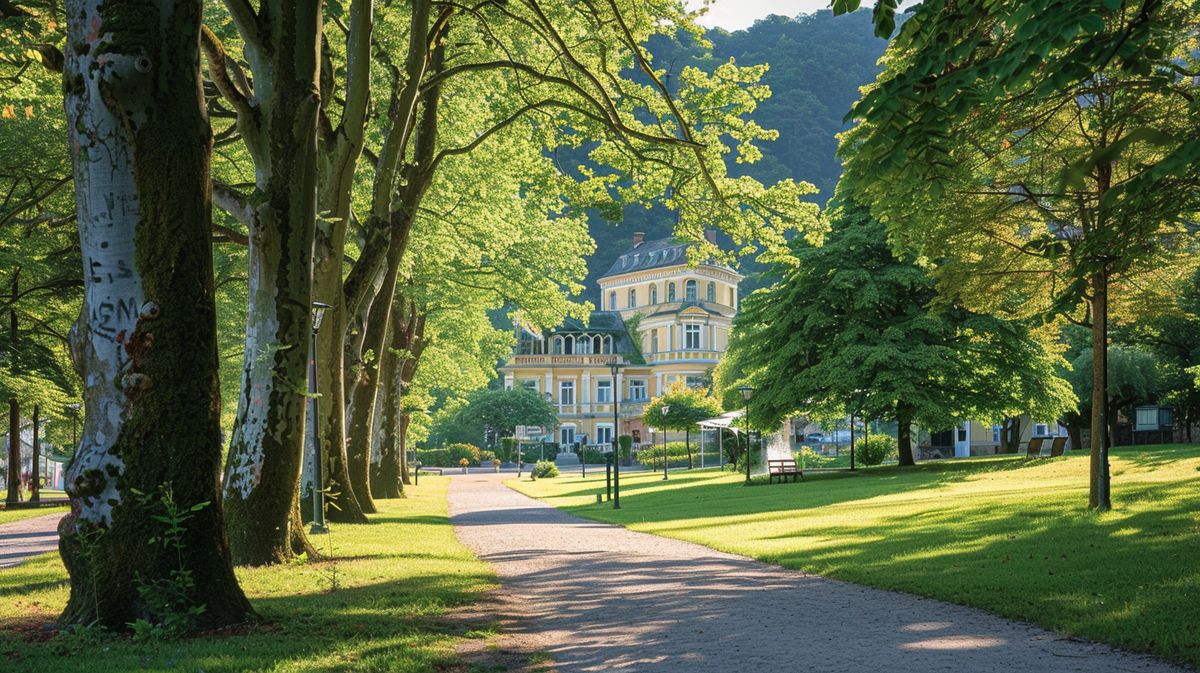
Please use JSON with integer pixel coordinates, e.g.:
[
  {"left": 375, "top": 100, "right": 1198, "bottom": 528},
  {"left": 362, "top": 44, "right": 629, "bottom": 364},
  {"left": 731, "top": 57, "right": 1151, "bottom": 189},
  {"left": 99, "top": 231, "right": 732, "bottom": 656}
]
[
  {"left": 1049, "top": 436, "right": 1067, "bottom": 457},
  {"left": 1026, "top": 437, "right": 1045, "bottom": 457},
  {"left": 768, "top": 459, "right": 798, "bottom": 471}
]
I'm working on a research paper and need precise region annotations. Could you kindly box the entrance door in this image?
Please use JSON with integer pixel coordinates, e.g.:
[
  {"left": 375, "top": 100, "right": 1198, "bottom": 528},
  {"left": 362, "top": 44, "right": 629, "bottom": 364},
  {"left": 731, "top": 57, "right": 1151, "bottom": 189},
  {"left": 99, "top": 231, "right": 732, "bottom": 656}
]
[{"left": 560, "top": 426, "right": 576, "bottom": 448}]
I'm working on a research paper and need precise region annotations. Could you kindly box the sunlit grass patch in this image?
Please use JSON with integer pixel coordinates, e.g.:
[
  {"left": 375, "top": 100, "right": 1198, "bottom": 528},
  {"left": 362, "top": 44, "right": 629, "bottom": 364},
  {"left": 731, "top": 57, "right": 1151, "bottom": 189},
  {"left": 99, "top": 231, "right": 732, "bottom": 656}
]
[
  {"left": 511, "top": 445, "right": 1200, "bottom": 668},
  {"left": 0, "top": 476, "right": 498, "bottom": 673}
]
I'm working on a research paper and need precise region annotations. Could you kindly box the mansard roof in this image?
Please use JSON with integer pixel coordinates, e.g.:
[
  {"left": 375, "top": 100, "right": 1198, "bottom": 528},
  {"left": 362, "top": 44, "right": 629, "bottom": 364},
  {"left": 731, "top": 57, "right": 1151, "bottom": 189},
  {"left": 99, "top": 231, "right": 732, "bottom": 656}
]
[{"left": 601, "top": 237, "right": 691, "bottom": 278}]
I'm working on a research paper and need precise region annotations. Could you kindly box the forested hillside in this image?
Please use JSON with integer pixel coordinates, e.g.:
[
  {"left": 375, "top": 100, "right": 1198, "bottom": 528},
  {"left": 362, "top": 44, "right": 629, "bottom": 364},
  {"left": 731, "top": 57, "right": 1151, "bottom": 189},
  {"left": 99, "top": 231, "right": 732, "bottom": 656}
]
[{"left": 582, "top": 10, "right": 885, "bottom": 297}]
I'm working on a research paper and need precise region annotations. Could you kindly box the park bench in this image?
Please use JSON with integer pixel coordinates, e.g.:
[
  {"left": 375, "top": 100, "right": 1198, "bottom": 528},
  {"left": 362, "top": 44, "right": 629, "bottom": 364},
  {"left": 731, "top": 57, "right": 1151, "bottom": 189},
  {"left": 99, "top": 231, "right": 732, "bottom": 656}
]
[
  {"left": 1048, "top": 437, "right": 1067, "bottom": 457},
  {"left": 767, "top": 459, "right": 803, "bottom": 484},
  {"left": 1024, "top": 437, "right": 1046, "bottom": 459}
]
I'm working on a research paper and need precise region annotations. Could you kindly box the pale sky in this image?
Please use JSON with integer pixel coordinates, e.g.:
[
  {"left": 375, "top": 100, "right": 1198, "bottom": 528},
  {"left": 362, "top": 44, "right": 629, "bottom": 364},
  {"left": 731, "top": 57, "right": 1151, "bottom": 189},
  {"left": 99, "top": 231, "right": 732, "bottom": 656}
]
[{"left": 685, "top": 0, "right": 836, "bottom": 31}]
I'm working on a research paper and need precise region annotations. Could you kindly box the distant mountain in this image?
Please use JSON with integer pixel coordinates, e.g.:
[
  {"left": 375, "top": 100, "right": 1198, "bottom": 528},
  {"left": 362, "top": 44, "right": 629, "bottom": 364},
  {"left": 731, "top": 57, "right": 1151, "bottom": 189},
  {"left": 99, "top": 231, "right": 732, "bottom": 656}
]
[{"left": 581, "top": 10, "right": 886, "bottom": 300}]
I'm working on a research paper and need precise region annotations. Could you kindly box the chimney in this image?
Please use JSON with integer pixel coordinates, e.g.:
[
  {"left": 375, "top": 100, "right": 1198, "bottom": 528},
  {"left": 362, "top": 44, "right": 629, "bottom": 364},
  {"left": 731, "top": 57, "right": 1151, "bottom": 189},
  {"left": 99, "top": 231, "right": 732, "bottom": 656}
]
[
  {"left": 704, "top": 228, "right": 717, "bottom": 245},
  {"left": 632, "top": 232, "right": 645, "bottom": 247}
]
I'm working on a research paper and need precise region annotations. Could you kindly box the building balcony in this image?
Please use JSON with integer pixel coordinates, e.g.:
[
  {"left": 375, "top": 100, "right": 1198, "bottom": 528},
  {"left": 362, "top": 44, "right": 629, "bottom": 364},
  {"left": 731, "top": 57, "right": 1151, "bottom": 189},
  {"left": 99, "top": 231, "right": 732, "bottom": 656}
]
[
  {"left": 645, "top": 349, "right": 722, "bottom": 364},
  {"left": 554, "top": 399, "right": 648, "bottom": 418},
  {"left": 508, "top": 354, "right": 627, "bottom": 367}
]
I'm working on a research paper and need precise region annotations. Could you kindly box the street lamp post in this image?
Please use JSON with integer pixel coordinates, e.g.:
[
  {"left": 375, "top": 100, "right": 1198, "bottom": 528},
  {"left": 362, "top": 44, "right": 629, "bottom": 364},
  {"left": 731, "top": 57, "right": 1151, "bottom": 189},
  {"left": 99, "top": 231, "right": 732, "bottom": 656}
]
[
  {"left": 739, "top": 386, "right": 754, "bottom": 485},
  {"left": 309, "top": 301, "right": 331, "bottom": 534},
  {"left": 608, "top": 361, "right": 625, "bottom": 509},
  {"left": 661, "top": 405, "right": 670, "bottom": 480}
]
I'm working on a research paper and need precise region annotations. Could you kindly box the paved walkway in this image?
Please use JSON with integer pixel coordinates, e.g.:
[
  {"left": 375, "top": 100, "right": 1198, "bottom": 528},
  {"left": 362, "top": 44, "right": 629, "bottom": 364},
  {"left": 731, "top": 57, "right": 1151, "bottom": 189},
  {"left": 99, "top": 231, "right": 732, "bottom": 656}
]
[
  {"left": 449, "top": 473, "right": 1186, "bottom": 673},
  {"left": 0, "top": 512, "right": 63, "bottom": 569}
]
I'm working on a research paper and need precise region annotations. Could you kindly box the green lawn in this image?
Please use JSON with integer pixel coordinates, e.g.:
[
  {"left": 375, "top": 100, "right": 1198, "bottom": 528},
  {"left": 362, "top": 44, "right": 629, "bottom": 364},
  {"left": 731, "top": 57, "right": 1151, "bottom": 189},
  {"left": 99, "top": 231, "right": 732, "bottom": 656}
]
[
  {"left": 1, "top": 476, "right": 500, "bottom": 672},
  {"left": 0, "top": 504, "right": 68, "bottom": 526},
  {"left": 512, "top": 445, "right": 1200, "bottom": 668}
]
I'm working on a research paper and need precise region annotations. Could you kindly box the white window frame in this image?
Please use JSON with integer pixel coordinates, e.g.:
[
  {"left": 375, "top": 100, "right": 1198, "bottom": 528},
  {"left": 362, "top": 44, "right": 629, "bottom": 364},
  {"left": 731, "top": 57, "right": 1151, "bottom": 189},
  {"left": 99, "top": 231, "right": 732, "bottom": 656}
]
[
  {"left": 628, "top": 288, "right": 636, "bottom": 308},
  {"left": 559, "top": 380, "right": 575, "bottom": 405},
  {"left": 596, "top": 379, "right": 612, "bottom": 403},
  {"left": 595, "top": 423, "right": 614, "bottom": 447},
  {"left": 560, "top": 425, "right": 576, "bottom": 446},
  {"left": 520, "top": 380, "right": 538, "bottom": 393},
  {"left": 684, "top": 324, "right": 701, "bottom": 350},
  {"left": 629, "top": 379, "right": 647, "bottom": 401},
  {"left": 685, "top": 279, "right": 697, "bottom": 301}
]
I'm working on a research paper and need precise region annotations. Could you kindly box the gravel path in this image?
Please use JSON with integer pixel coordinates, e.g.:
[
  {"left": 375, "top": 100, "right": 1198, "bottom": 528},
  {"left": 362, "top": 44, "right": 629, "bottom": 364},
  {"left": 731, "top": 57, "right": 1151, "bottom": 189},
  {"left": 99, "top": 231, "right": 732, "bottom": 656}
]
[
  {"left": 449, "top": 473, "right": 1186, "bottom": 673},
  {"left": 0, "top": 512, "right": 63, "bottom": 569}
]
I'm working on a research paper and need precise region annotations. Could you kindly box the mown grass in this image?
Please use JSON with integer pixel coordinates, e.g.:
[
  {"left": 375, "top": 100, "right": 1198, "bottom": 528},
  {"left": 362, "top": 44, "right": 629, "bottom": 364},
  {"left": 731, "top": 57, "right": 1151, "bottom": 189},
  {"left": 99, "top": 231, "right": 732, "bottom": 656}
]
[
  {"left": 0, "top": 504, "right": 68, "bottom": 526},
  {"left": 0, "top": 476, "right": 498, "bottom": 672},
  {"left": 511, "top": 445, "right": 1200, "bottom": 668}
]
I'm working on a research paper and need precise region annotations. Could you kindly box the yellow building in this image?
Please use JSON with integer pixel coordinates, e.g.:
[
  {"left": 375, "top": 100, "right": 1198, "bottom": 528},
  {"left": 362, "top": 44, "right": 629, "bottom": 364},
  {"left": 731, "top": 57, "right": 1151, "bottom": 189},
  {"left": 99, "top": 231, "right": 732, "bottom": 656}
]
[{"left": 500, "top": 230, "right": 740, "bottom": 452}]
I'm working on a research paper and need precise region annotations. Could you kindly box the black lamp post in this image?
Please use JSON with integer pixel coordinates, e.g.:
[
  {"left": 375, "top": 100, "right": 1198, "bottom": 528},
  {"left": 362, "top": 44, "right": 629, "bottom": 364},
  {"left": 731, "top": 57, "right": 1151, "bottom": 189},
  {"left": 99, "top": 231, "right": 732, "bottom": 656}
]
[
  {"left": 739, "top": 385, "right": 754, "bottom": 484},
  {"left": 661, "top": 404, "right": 670, "bottom": 480},
  {"left": 309, "top": 301, "right": 331, "bottom": 534},
  {"left": 67, "top": 403, "right": 79, "bottom": 450},
  {"left": 608, "top": 361, "right": 625, "bottom": 509}
]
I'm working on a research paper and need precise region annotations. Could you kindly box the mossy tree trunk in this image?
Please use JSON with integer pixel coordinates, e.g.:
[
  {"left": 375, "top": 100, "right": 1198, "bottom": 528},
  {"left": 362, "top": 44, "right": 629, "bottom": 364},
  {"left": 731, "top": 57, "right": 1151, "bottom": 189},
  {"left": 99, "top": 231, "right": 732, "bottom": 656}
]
[
  {"left": 58, "top": 0, "right": 252, "bottom": 629},
  {"left": 212, "top": 0, "right": 324, "bottom": 565}
]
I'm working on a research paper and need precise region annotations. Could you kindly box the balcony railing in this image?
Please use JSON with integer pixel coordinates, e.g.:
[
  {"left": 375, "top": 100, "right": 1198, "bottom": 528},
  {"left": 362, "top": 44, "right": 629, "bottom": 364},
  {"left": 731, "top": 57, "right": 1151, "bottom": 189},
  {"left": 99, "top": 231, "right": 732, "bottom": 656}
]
[{"left": 509, "top": 354, "right": 624, "bottom": 366}]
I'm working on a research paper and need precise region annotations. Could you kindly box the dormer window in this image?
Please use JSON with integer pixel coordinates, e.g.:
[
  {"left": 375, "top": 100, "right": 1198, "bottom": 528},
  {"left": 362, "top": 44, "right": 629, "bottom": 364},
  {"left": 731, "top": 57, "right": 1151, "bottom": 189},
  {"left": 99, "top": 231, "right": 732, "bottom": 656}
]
[{"left": 685, "top": 280, "right": 697, "bottom": 302}]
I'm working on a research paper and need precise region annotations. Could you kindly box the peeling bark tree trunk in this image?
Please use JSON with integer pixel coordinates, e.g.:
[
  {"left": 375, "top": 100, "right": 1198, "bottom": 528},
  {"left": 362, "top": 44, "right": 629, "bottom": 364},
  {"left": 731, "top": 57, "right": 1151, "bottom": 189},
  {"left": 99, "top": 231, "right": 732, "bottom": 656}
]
[
  {"left": 896, "top": 404, "right": 916, "bottom": 466},
  {"left": 1089, "top": 269, "right": 1112, "bottom": 510},
  {"left": 221, "top": 0, "right": 324, "bottom": 565},
  {"left": 58, "top": 0, "right": 252, "bottom": 628}
]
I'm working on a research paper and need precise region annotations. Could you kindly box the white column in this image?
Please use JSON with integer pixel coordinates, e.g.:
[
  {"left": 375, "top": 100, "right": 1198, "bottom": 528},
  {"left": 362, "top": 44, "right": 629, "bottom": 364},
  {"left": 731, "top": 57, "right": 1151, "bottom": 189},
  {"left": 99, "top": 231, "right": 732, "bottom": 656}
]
[
  {"left": 504, "top": 373, "right": 514, "bottom": 389},
  {"left": 656, "top": 372, "right": 664, "bottom": 395}
]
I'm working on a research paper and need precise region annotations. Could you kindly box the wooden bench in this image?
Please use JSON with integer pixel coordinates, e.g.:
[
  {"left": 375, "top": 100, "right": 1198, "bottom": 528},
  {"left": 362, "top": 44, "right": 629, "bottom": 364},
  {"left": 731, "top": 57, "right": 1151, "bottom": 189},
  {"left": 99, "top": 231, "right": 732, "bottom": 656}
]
[
  {"left": 1024, "top": 437, "right": 1046, "bottom": 459},
  {"left": 768, "top": 459, "right": 803, "bottom": 484}
]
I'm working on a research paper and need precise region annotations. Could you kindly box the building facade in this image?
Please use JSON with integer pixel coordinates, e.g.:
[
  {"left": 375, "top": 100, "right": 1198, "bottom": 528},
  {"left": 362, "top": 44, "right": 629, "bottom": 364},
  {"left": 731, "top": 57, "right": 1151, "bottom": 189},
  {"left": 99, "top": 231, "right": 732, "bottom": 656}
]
[{"left": 500, "top": 231, "right": 740, "bottom": 450}]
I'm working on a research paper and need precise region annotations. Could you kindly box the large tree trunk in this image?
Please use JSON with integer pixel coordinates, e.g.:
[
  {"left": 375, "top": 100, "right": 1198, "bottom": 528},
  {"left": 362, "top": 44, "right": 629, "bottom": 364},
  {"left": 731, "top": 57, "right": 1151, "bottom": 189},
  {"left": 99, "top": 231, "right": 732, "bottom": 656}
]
[
  {"left": 6, "top": 398, "right": 17, "bottom": 504},
  {"left": 6, "top": 271, "right": 19, "bottom": 505},
  {"left": 58, "top": 0, "right": 252, "bottom": 628},
  {"left": 896, "top": 404, "right": 916, "bottom": 466},
  {"left": 1089, "top": 269, "right": 1112, "bottom": 510},
  {"left": 1000, "top": 416, "right": 1022, "bottom": 454},
  {"left": 343, "top": 292, "right": 393, "bottom": 514},
  {"left": 1066, "top": 415, "right": 1084, "bottom": 454},
  {"left": 221, "top": 0, "right": 324, "bottom": 564},
  {"left": 371, "top": 311, "right": 404, "bottom": 499}
]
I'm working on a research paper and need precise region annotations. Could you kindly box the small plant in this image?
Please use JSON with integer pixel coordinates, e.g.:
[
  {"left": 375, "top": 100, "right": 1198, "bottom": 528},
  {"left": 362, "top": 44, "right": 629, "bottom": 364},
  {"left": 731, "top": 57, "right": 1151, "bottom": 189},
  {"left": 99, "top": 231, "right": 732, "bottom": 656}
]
[
  {"left": 858, "top": 435, "right": 898, "bottom": 466},
  {"left": 321, "top": 529, "right": 340, "bottom": 593},
  {"left": 127, "top": 484, "right": 209, "bottom": 640},
  {"left": 460, "top": 457, "right": 470, "bottom": 466},
  {"left": 531, "top": 460, "right": 559, "bottom": 479}
]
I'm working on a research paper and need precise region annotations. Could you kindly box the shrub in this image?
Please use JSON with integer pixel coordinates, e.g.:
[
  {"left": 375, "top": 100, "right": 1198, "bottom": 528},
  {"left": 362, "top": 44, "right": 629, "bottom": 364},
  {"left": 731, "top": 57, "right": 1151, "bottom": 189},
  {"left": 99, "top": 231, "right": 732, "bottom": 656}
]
[
  {"left": 531, "top": 460, "right": 559, "bottom": 479},
  {"left": 416, "top": 443, "right": 482, "bottom": 467},
  {"left": 479, "top": 450, "right": 497, "bottom": 465},
  {"left": 796, "top": 446, "right": 835, "bottom": 468},
  {"left": 634, "top": 441, "right": 692, "bottom": 470},
  {"left": 858, "top": 435, "right": 897, "bottom": 466},
  {"left": 618, "top": 435, "right": 633, "bottom": 460},
  {"left": 499, "top": 437, "right": 516, "bottom": 461}
]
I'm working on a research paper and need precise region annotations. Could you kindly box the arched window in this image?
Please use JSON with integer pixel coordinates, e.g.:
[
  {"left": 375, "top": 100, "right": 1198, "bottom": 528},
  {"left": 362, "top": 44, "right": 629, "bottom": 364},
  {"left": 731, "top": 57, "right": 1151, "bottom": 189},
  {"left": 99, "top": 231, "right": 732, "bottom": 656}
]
[
  {"left": 593, "top": 334, "right": 603, "bottom": 354},
  {"left": 609, "top": 291, "right": 617, "bottom": 310},
  {"left": 649, "top": 284, "right": 658, "bottom": 304},
  {"left": 707, "top": 281, "right": 716, "bottom": 303},
  {"left": 685, "top": 279, "right": 697, "bottom": 302},
  {"left": 667, "top": 282, "right": 676, "bottom": 302},
  {"left": 552, "top": 336, "right": 563, "bottom": 354},
  {"left": 651, "top": 330, "right": 659, "bottom": 353},
  {"left": 628, "top": 288, "right": 636, "bottom": 308}
]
